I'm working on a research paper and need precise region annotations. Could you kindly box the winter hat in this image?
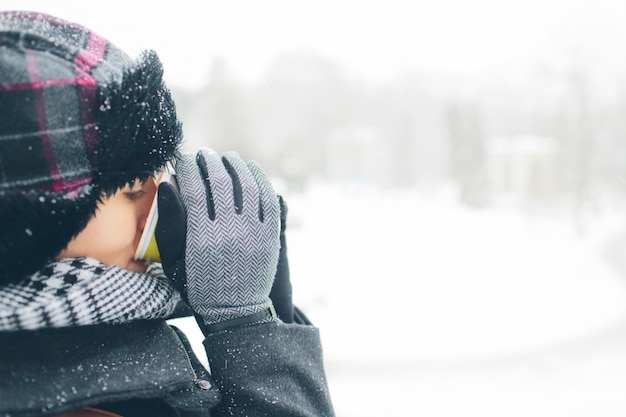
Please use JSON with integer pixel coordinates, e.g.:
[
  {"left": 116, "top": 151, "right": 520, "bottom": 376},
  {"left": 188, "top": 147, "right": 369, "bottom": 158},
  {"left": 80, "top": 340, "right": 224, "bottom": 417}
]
[{"left": 0, "top": 11, "right": 183, "bottom": 284}]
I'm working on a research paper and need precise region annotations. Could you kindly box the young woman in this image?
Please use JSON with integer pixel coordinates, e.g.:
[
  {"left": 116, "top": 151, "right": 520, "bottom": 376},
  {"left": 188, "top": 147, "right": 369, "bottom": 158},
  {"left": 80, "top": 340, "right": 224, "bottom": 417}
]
[{"left": 0, "top": 11, "right": 334, "bottom": 417}]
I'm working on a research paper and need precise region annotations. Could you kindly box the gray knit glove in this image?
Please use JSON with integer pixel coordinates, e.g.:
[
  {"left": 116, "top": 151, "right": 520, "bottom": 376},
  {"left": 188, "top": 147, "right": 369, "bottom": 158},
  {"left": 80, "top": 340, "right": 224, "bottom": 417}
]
[{"left": 156, "top": 148, "right": 280, "bottom": 333}]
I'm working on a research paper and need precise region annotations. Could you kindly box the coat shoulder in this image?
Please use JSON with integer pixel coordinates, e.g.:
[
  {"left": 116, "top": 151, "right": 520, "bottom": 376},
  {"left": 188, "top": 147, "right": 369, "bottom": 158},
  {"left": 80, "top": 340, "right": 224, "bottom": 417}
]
[{"left": 0, "top": 320, "right": 219, "bottom": 417}]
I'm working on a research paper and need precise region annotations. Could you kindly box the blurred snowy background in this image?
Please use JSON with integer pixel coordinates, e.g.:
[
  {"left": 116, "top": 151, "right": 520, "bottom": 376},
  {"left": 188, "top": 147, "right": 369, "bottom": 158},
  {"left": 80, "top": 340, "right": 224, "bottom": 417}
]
[{"left": 5, "top": 0, "right": 626, "bottom": 415}]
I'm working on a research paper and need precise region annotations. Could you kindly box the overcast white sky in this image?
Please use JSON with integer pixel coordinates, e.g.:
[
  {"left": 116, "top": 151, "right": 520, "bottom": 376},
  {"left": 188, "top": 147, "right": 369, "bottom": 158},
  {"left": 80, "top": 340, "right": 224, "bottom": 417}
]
[{"left": 3, "top": 0, "right": 626, "bottom": 89}]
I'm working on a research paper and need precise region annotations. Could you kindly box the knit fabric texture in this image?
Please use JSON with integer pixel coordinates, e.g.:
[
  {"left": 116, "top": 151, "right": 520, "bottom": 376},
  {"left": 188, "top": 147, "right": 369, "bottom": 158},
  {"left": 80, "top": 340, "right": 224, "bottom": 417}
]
[
  {"left": 173, "top": 150, "right": 280, "bottom": 325},
  {"left": 0, "top": 257, "right": 180, "bottom": 331}
]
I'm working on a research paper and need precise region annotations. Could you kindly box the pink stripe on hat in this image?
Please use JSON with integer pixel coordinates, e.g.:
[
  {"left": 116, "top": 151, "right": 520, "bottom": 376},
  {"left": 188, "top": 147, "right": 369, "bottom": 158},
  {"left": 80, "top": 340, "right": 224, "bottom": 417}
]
[
  {"left": 0, "top": 77, "right": 84, "bottom": 92},
  {"left": 75, "top": 33, "right": 107, "bottom": 168},
  {"left": 25, "top": 49, "right": 62, "bottom": 187}
]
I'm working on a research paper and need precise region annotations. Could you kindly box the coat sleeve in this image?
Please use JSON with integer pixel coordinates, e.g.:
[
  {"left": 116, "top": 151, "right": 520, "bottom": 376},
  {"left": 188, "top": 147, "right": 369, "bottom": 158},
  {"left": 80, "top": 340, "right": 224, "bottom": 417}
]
[{"left": 203, "top": 321, "right": 335, "bottom": 417}]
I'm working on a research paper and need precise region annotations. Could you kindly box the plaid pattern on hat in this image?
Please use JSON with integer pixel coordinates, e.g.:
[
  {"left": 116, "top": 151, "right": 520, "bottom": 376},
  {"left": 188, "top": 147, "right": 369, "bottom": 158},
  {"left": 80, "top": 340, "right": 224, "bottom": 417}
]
[
  {"left": 0, "top": 11, "right": 182, "bottom": 283},
  {"left": 0, "top": 11, "right": 123, "bottom": 193}
]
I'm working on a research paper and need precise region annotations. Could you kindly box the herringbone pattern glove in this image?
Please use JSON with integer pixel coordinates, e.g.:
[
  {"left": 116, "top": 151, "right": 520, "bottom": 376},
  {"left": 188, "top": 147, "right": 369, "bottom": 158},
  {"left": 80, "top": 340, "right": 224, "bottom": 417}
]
[{"left": 156, "top": 148, "right": 280, "bottom": 332}]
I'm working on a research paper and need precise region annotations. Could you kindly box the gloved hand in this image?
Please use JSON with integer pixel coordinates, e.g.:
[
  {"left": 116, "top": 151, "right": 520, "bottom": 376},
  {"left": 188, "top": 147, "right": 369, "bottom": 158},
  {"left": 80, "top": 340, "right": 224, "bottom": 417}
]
[{"left": 155, "top": 148, "right": 281, "bottom": 334}]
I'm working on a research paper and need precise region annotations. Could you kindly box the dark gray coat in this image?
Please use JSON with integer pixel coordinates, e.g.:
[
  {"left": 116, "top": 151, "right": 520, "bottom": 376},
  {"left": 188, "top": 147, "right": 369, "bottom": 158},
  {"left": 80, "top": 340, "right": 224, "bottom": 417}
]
[{"left": 0, "top": 319, "right": 335, "bottom": 417}]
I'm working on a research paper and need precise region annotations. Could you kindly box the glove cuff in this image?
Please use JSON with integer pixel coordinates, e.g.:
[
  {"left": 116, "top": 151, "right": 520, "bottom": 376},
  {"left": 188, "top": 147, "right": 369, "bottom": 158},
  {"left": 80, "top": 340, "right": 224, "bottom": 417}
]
[{"left": 197, "top": 305, "right": 278, "bottom": 334}]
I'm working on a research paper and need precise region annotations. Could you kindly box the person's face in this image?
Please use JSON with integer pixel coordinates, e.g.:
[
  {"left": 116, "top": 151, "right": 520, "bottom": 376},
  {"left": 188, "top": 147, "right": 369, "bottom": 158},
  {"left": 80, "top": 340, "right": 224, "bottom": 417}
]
[{"left": 57, "top": 178, "right": 157, "bottom": 272}]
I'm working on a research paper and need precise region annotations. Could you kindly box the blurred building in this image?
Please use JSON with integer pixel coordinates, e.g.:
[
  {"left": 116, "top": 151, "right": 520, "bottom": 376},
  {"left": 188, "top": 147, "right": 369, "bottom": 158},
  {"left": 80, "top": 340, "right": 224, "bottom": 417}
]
[
  {"left": 488, "top": 134, "right": 560, "bottom": 200},
  {"left": 326, "top": 126, "right": 389, "bottom": 185}
]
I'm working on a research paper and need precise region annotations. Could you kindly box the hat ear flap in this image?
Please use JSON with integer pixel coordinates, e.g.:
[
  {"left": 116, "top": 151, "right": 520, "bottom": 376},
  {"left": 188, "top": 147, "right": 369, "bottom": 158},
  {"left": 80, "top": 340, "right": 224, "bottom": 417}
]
[{"left": 0, "top": 190, "right": 98, "bottom": 285}]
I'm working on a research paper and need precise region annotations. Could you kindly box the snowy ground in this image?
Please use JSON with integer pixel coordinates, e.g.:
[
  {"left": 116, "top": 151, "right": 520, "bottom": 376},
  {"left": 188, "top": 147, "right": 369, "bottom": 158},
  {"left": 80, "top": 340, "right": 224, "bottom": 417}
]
[{"left": 172, "top": 182, "right": 626, "bottom": 416}]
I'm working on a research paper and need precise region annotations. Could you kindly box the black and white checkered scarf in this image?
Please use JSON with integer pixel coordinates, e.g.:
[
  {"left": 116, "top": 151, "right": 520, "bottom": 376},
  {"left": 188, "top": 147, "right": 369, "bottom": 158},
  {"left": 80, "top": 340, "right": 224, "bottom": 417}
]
[{"left": 0, "top": 257, "right": 180, "bottom": 331}]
